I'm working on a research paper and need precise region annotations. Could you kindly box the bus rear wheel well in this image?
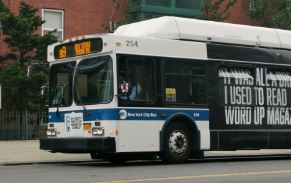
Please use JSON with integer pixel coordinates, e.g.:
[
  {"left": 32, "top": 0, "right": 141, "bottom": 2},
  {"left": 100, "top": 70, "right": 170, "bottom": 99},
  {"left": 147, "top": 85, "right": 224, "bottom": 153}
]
[{"left": 160, "top": 115, "right": 200, "bottom": 153}]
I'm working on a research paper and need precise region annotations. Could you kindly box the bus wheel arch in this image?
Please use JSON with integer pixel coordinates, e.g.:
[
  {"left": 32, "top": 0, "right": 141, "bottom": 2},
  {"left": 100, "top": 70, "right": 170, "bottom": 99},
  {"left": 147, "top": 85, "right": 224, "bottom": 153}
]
[{"left": 159, "top": 113, "right": 200, "bottom": 163}]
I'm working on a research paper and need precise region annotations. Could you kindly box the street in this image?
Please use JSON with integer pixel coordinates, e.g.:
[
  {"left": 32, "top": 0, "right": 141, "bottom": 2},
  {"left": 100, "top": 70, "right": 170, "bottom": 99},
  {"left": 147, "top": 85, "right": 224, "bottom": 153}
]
[
  {"left": 2, "top": 1, "right": 291, "bottom": 183},
  {"left": 1, "top": 157, "right": 291, "bottom": 183}
]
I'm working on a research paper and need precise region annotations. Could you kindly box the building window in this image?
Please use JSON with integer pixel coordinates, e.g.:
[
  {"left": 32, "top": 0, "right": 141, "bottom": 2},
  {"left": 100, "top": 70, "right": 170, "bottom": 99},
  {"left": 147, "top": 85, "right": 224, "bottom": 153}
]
[
  {"left": 175, "top": 0, "right": 200, "bottom": 10},
  {"left": 144, "top": 13, "right": 161, "bottom": 20},
  {"left": 145, "top": 0, "right": 171, "bottom": 7},
  {"left": 109, "top": 20, "right": 119, "bottom": 33},
  {"left": 249, "top": 0, "right": 256, "bottom": 12},
  {"left": 42, "top": 9, "right": 64, "bottom": 41}
]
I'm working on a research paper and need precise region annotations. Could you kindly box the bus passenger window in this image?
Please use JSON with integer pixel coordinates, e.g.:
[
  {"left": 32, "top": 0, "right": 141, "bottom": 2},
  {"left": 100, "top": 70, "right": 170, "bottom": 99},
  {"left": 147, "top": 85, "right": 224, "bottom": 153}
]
[
  {"left": 117, "top": 55, "right": 155, "bottom": 103},
  {"left": 164, "top": 59, "right": 206, "bottom": 105}
]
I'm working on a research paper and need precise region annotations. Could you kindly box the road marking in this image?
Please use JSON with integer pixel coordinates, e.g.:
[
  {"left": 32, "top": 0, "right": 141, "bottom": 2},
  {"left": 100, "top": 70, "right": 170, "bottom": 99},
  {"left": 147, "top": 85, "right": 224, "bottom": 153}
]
[{"left": 94, "top": 169, "right": 291, "bottom": 183}]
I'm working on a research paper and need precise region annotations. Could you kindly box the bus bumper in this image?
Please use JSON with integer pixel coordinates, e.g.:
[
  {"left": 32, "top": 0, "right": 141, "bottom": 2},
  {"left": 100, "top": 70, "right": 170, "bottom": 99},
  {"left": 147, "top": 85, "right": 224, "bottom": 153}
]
[{"left": 40, "top": 137, "right": 116, "bottom": 153}]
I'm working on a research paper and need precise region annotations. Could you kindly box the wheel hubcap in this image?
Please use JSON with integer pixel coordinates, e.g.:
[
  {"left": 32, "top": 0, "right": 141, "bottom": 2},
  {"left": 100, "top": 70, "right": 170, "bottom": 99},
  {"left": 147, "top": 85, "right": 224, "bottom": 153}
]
[{"left": 169, "top": 130, "right": 188, "bottom": 156}]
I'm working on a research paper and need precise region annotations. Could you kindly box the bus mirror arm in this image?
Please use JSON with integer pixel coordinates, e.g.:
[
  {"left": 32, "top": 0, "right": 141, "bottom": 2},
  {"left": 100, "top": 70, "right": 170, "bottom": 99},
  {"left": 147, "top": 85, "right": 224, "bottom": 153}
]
[
  {"left": 56, "top": 105, "right": 61, "bottom": 118},
  {"left": 116, "top": 93, "right": 126, "bottom": 97}
]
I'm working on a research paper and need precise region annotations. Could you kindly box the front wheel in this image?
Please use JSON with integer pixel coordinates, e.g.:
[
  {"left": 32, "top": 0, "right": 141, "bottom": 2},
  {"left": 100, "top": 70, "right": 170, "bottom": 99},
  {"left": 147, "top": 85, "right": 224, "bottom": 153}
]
[{"left": 160, "top": 123, "right": 193, "bottom": 163}]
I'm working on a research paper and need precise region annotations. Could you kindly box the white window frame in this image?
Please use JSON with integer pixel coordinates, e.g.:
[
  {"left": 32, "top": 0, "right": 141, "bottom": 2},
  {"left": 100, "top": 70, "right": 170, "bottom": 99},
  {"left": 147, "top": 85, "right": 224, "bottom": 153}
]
[
  {"left": 249, "top": 0, "right": 256, "bottom": 12},
  {"left": 109, "top": 20, "right": 118, "bottom": 33},
  {"left": 42, "top": 9, "right": 64, "bottom": 41}
]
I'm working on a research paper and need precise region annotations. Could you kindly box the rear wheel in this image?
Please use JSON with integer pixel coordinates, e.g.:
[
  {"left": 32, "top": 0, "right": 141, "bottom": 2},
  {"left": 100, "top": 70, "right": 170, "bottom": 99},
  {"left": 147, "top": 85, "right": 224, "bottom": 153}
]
[
  {"left": 90, "top": 152, "right": 99, "bottom": 160},
  {"left": 160, "top": 123, "right": 193, "bottom": 163}
]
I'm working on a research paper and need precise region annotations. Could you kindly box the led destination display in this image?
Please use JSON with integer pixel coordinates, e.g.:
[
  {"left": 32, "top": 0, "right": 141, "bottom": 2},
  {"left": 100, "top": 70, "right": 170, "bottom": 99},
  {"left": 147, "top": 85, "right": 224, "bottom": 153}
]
[{"left": 54, "top": 38, "right": 103, "bottom": 59}]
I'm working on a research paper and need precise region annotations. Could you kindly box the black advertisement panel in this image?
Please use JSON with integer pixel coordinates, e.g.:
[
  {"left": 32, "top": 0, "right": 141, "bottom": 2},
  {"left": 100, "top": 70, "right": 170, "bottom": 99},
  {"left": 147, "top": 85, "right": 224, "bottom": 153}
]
[{"left": 218, "top": 66, "right": 291, "bottom": 130}]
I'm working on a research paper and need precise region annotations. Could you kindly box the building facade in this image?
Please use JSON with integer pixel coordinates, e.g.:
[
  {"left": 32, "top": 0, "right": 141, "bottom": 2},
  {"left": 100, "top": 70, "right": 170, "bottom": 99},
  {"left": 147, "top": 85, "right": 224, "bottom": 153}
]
[
  {"left": 127, "top": 0, "right": 202, "bottom": 20},
  {"left": 225, "top": 0, "right": 260, "bottom": 26},
  {"left": 0, "top": 0, "right": 127, "bottom": 57},
  {"left": 127, "top": 0, "right": 260, "bottom": 25},
  {"left": 0, "top": 0, "right": 259, "bottom": 60}
]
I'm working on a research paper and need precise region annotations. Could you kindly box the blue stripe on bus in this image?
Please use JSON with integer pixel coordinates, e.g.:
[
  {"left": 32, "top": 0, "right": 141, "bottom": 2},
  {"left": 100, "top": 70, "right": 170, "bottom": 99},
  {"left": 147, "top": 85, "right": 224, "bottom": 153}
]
[{"left": 48, "top": 108, "right": 209, "bottom": 122}]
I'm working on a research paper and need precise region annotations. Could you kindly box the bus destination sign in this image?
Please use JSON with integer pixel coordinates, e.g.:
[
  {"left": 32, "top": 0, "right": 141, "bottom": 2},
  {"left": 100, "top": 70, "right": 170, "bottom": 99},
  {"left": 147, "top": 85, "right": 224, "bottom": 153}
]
[{"left": 54, "top": 38, "right": 103, "bottom": 59}]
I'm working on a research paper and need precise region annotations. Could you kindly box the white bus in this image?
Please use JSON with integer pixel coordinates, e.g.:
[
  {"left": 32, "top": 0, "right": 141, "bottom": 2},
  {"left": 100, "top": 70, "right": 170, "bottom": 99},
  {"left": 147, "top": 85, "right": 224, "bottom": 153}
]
[{"left": 40, "top": 16, "right": 291, "bottom": 163}]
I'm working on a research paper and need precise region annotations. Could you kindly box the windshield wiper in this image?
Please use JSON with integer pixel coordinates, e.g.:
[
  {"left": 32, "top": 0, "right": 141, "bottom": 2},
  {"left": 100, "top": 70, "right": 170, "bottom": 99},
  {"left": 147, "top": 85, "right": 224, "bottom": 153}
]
[
  {"left": 81, "top": 102, "right": 90, "bottom": 116},
  {"left": 54, "top": 90, "right": 62, "bottom": 118},
  {"left": 77, "top": 96, "right": 90, "bottom": 116},
  {"left": 56, "top": 102, "right": 61, "bottom": 117}
]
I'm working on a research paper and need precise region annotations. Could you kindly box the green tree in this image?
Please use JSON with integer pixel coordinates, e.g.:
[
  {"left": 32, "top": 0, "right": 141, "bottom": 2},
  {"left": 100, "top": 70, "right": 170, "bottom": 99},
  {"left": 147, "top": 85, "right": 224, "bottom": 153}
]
[
  {"left": 0, "top": 63, "right": 29, "bottom": 111},
  {"left": 0, "top": 62, "right": 50, "bottom": 111},
  {"left": 200, "top": 0, "right": 237, "bottom": 21},
  {"left": 0, "top": 1, "right": 57, "bottom": 64},
  {"left": 34, "top": 32, "right": 58, "bottom": 62},
  {"left": 248, "top": 0, "right": 291, "bottom": 30},
  {"left": 0, "top": 0, "right": 7, "bottom": 22},
  {"left": 122, "top": 0, "right": 141, "bottom": 24},
  {"left": 0, "top": 1, "right": 57, "bottom": 111}
]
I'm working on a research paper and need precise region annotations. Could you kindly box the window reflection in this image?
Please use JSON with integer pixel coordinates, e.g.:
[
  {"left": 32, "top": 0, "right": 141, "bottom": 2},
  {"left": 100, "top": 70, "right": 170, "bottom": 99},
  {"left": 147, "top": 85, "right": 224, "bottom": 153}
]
[{"left": 74, "top": 56, "right": 113, "bottom": 105}]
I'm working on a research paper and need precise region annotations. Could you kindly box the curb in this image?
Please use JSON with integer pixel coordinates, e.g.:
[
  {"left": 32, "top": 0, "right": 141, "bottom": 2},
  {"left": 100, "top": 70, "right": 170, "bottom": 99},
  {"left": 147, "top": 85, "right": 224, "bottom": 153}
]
[
  {"left": 206, "top": 154, "right": 291, "bottom": 160},
  {"left": 0, "top": 160, "right": 100, "bottom": 166},
  {"left": 1, "top": 154, "right": 291, "bottom": 166}
]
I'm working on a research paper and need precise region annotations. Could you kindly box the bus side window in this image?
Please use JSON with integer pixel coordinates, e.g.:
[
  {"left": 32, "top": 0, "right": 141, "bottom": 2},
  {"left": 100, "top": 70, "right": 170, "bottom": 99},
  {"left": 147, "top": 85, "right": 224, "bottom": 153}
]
[
  {"left": 117, "top": 55, "right": 155, "bottom": 103},
  {"left": 164, "top": 59, "right": 206, "bottom": 105}
]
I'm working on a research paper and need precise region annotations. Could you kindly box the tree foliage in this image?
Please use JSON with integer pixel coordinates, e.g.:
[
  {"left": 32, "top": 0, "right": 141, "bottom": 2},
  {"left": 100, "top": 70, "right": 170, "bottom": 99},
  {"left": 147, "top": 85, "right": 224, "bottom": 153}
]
[
  {"left": 0, "top": 1, "right": 57, "bottom": 111},
  {"left": 200, "top": 0, "right": 237, "bottom": 21},
  {"left": 0, "top": 0, "right": 8, "bottom": 19},
  {"left": 0, "top": 62, "right": 49, "bottom": 111},
  {"left": 248, "top": 0, "right": 291, "bottom": 30},
  {"left": 0, "top": 63, "right": 28, "bottom": 110},
  {"left": 123, "top": 0, "right": 141, "bottom": 24},
  {"left": 0, "top": 1, "right": 57, "bottom": 64}
]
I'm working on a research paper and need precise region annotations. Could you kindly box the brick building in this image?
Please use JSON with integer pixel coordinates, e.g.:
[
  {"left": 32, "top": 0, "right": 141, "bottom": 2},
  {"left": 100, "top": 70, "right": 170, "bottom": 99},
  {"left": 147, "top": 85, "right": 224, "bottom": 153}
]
[
  {"left": 0, "top": 0, "right": 259, "bottom": 59},
  {"left": 225, "top": 0, "right": 260, "bottom": 26},
  {"left": 0, "top": 0, "right": 127, "bottom": 57},
  {"left": 127, "top": 0, "right": 260, "bottom": 25}
]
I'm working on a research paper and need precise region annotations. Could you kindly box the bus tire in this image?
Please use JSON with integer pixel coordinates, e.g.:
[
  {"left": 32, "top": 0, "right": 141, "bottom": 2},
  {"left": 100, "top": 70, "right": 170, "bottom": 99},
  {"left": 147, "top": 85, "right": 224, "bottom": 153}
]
[
  {"left": 160, "top": 123, "right": 192, "bottom": 163},
  {"left": 108, "top": 155, "right": 126, "bottom": 164},
  {"left": 90, "top": 152, "right": 100, "bottom": 160},
  {"left": 102, "top": 153, "right": 127, "bottom": 164}
]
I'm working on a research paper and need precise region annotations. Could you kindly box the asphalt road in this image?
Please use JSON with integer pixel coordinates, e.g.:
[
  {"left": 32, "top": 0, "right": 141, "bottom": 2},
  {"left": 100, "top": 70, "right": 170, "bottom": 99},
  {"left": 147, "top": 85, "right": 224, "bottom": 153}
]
[{"left": 1, "top": 157, "right": 291, "bottom": 183}]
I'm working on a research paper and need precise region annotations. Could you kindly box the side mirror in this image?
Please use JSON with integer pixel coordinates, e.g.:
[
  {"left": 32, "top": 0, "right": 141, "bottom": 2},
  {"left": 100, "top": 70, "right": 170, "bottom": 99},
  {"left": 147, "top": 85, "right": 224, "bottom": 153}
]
[{"left": 119, "top": 81, "right": 131, "bottom": 96}]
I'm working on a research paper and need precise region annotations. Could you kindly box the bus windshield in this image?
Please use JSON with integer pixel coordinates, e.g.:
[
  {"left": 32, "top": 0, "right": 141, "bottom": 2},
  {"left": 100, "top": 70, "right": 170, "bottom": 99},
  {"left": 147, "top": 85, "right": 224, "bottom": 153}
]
[
  {"left": 74, "top": 56, "right": 113, "bottom": 105},
  {"left": 49, "top": 61, "right": 76, "bottom": 107}
]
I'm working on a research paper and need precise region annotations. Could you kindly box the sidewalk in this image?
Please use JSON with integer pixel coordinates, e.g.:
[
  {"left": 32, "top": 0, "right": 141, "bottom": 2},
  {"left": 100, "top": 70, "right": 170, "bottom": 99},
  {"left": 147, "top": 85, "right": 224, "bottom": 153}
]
[
  {"left": 1, "top": 140, "right": 291, "bottom": 165},
  {"left": 0, "top": 140, "right": 91, "bottom": 165}
]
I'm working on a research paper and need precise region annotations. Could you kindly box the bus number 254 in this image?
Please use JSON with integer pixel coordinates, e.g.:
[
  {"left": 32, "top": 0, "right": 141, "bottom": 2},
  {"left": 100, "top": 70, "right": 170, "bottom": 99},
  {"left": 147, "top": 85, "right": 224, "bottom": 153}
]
[{"left": 126, "top": 40, "right": 138, "bottom": 47}]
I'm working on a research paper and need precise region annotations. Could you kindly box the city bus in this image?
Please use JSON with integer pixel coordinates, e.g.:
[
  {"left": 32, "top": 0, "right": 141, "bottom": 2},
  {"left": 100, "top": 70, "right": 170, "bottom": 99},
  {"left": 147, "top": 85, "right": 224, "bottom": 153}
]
[{"left": 40, "top": 16, "right": 291, "bottom": 163}]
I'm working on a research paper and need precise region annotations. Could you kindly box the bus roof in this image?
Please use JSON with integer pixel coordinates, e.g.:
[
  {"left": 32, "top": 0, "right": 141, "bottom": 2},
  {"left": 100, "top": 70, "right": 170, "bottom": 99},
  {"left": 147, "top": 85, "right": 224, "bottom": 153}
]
[{"left": 114, "top": 16, "right": 291, "bottom": 50}]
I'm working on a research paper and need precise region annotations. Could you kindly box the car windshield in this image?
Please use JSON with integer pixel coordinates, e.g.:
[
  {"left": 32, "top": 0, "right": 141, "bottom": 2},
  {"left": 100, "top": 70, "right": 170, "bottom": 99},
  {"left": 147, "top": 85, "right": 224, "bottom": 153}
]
[
  {"left": 49, "top": 61, "right": 76, "bottom": 107},
  {"left": 74, "top": 56, "right": 113, "bottom": 105}
]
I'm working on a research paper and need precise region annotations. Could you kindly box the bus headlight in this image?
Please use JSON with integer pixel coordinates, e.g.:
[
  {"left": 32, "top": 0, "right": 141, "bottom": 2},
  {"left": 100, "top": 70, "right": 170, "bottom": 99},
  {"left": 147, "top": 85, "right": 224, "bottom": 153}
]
[
  {"left": 47, "top": 129, "right": 57, "bottom": 136},
  {"left": 92, "top": 127, "right": 104, "bottom": 136}
]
